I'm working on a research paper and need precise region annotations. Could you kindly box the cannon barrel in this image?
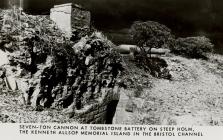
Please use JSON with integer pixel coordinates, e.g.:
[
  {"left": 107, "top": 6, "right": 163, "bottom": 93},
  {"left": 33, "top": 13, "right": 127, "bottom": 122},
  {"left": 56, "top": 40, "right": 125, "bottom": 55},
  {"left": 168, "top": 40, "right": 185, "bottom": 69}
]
[{"left": 115, "top": 45, "right": 170, "bottom": 55}]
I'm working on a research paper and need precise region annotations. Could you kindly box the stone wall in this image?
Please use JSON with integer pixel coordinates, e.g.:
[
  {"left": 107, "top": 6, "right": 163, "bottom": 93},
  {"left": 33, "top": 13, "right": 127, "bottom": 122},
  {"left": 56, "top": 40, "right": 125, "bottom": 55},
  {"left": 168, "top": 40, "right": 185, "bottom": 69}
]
[
  {"left": 71, "top": 86, "right": 120, "bottom": 124},
  {"left": 71, "top": 5, "right": 91, "bottom": 31},
  {"left": 50, "top": 3, "right": 91, "bottom": 36}
]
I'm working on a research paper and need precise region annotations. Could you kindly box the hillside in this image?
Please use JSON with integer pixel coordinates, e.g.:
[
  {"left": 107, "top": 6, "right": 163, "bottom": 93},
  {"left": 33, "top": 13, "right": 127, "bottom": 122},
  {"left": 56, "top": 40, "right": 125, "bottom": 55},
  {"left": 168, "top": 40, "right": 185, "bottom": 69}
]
[
  {"left": 1, "top": 53, "right": 223, "bottom": 125},
  {"left": 0, "top": 8, "right": 123, "bottom": 123},
  {"left": 114, "top": 54, "right": 223, "bottom": 125},
  {"left": 1, "top": 8, "right": 223, "bottom": 125}
]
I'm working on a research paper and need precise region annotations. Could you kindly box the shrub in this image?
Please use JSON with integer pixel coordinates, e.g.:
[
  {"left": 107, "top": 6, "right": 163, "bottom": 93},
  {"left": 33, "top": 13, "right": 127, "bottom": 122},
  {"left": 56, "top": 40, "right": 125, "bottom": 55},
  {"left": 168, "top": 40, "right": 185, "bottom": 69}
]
[
  {"left": 134, "top": 55, "right": 172, "bottom": 79},
  {"left": 171, "top": 36, "right": 214, "bottom": 59}
]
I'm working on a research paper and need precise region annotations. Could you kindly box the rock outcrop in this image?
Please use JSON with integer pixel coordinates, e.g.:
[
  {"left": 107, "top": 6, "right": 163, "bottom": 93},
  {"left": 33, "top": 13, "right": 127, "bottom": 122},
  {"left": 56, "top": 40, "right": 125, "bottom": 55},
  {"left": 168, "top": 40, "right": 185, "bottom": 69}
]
[{"left": 0, "top": 8, "right": 124, "bottom": 123}]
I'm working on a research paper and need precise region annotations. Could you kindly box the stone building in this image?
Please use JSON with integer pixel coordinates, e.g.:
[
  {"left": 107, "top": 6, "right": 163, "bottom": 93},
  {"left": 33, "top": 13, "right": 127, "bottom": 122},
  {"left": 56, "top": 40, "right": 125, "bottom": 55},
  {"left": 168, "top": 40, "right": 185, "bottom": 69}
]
[{"left": 50, "top": 3, "right": 91, "bottom": 36}]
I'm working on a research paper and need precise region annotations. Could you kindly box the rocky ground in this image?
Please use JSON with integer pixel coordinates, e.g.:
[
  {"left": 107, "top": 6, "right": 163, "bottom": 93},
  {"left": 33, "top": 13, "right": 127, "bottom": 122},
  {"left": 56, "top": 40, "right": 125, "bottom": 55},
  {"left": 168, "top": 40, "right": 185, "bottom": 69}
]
[
  {"left": 0, "top": 90, "right": 80, "bottom": 123},
  {"left": 1, "top": 53, "right": 223, "bottom": 125},
  {"left": 1, "top": 8, "right": 223, "bottom": 125},
  {"left": 114, "top": 53, "right": 223, "bottom": 126},
  {"left": 0, "top": 8, "right": 123, "bottom": 123}
]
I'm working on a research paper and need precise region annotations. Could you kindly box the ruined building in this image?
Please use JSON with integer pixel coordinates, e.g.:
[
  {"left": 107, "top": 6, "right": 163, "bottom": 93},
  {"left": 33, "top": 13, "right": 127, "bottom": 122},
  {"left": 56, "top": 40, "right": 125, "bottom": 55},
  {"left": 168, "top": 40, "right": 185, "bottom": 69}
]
[
  {"left": 50, "top": 3, "right": 91, "bottom": 36},
  {"left": 0, "top": 2, "right": 120, "bottom": 124}
]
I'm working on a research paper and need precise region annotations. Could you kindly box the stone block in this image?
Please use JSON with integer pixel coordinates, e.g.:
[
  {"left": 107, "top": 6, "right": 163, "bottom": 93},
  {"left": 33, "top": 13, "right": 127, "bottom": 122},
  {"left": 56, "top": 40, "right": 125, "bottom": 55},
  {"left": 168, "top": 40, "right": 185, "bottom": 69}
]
[
  {"left": 50, "top": 3, "right": 91, "bottom": 36},
  {"left": 50, "top": 3, "right": 72, "bottom": 35}
]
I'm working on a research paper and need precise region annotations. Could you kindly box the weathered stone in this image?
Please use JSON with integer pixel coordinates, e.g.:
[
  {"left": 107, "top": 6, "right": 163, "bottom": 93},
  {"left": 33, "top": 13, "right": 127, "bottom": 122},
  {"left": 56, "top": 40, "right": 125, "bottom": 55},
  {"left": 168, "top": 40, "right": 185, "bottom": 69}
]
[
  {"left": 95, "top": 112, "right": 105, "bottom": 120},
  {"left": 0, "top": 7, "right": 123, "bottom": 124},
  {"left": 99, "top": 106, "right": 107, "bottom": 113},
  {"left": 125, "top": 99, "right": 136, "bottom": 112},
  {"left": 50, "top": 3, "right": 91, "bottom": 36},
  {"left": 0, "top": 50, "right": 9, "bottom": 66},
  {"left": 5, "top": 76, "right": 18, "bottom": 91}
]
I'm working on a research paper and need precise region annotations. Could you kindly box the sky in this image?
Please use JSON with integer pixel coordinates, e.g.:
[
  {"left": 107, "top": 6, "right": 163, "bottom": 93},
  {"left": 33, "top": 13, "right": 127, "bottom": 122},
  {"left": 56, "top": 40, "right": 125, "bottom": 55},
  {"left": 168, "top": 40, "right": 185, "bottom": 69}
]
[{"left": 1, "top": 0, "right": 223, "bottom": 53}]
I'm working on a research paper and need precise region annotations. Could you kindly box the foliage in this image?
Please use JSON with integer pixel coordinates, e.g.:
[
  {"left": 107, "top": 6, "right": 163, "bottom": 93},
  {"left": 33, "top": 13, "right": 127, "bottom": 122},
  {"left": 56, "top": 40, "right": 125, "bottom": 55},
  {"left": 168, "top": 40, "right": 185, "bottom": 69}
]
[
  {"left": 0, "top": 8, "right": 124, "bottom": 110},
  {"left": 129, "top": 21, "right": 173, "bottom": 79},
  {"left": 171, "top": 36, "right": 214, "bottom": 59},
  {"left": 134, "top": 55, "right": 172, "bottom": 79},
  {"left": 0, "top": 8, "right": 73, "bottom": 76},
  {"left": 130, "top": 21, "right": 174, "bottom": 55}
]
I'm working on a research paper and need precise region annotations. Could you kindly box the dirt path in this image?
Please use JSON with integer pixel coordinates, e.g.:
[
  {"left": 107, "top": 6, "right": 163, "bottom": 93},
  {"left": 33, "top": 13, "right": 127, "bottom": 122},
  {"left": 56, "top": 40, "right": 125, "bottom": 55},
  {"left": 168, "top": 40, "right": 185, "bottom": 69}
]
[{"left": 114, "top": 54, "right": 223, "bottom": 125}]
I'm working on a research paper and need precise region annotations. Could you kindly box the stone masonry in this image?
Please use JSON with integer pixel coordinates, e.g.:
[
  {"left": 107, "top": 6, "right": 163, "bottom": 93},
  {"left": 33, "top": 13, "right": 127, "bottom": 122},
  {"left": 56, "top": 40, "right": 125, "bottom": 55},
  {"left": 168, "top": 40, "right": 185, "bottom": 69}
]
[
  {"left": 69, "top": 86, "right": 121, "bottom": 124},
  {"left": 50, "top": 3, "right": 91, "bottom": 36},
  {"left": 49, "top": 3, "right": 119, "bottom": 124}
]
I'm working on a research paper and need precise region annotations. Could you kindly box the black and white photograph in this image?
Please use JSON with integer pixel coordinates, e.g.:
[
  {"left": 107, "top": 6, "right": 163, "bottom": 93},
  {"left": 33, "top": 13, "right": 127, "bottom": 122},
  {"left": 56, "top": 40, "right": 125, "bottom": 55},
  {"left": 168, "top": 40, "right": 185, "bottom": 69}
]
[{"left": 0, "top": 0, "right": 223, "bottom": 133}]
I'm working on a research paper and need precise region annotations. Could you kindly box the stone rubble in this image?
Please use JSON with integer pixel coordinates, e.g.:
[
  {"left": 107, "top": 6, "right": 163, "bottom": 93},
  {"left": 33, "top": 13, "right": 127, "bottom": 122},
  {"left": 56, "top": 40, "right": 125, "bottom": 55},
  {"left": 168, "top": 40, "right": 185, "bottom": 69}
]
[{"left": 0, "top": 9, "right": 124, "bottom": 112}]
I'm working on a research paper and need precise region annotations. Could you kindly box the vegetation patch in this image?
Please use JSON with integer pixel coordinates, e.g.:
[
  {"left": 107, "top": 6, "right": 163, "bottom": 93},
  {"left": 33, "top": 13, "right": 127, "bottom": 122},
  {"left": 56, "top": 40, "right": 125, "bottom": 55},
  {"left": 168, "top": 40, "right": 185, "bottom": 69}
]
[{"left": 171, "top": 36, "right": 214, "bottom": 59}]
